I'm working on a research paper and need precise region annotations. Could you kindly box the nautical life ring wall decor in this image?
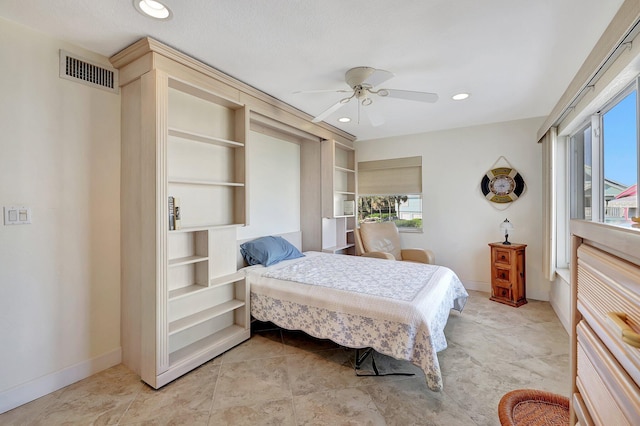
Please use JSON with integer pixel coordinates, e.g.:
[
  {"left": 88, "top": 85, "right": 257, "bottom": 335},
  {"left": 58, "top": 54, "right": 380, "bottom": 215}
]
[{"left": 481, "top": 167, "right": 525, "bottom": 203}]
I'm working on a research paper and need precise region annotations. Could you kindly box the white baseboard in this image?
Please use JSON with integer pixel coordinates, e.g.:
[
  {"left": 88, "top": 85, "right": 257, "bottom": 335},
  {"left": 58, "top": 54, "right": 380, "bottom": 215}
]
[
  {"left": 0, "top": 347, "right": 122, "bottom": 414},
  {"left": 462, "top": 280, "right": 491, "bottom": 293}
]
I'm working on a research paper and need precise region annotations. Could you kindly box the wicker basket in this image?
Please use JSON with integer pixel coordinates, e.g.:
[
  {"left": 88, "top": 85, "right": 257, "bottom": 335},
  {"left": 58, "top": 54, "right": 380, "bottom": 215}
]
[{"left": 498, "top": 389, "right": 570, "bottom": 426}]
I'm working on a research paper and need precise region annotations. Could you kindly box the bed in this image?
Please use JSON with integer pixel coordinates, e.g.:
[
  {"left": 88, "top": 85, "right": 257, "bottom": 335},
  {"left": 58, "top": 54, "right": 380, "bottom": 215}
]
[{"left": 241, "top": 238, "right": 468, "bottom": 392}]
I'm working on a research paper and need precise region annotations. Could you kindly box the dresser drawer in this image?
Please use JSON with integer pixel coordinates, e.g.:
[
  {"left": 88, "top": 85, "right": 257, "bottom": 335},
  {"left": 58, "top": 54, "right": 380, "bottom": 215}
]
[
  {"left": 572, "top": 393, "right": 594, "bottom": 426},
  {"left": 577, "top": 244, "right": 640, "bottom": 387},
  {"left": 576, "top": 321, "right": 640, "bottom": 425}
]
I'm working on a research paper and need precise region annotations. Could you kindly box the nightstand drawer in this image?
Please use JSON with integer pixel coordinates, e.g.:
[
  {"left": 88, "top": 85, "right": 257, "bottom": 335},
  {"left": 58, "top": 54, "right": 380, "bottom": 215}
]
[
  {"left": 492, "top": 283, "right": 512, "bottom": 301},
  {"left": 494, "top": 248, "right": 511, "bottom": 265},
  {"left": 493, "top": 267, "right": 510, "bottom": 282}
]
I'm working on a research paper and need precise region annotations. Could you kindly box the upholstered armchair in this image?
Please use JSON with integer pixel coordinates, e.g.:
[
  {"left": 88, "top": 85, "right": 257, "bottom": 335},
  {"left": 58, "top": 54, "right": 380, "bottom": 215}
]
[{"left": 354, "top": 222, "right": 435, "bottom": 264}]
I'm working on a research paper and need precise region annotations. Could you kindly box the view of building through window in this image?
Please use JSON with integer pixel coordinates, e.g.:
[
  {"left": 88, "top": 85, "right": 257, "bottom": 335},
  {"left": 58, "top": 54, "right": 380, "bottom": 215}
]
[{"left": 357, "top": 194, "right": 422, "bottom": 230}]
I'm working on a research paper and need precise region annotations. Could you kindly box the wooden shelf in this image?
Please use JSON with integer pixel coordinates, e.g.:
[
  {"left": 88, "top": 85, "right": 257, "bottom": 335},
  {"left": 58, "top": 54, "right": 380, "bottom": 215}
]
[
  {"left": 169, "top": 299, "right": 246, "bottom": 335},
  {"left": 323, "top": 243, "right": 355, "bottom": 253},
  {"left": 168, "top": 127, "right": 244, "bottom": 148},
  {"left": 335, "top": 166, "right": 355, "bottom": 173},
  {"left": 168, "top": 284, "right": 208, "bottom": 301},
  {"left": 334, "top": 140, "right": 355, "bottom": 152},
  {"left": 168, "top": 177, "right": 245, "bottom": 187},
  {"left": 168, "top": 272, "right": 244, "bottom": 301},
  {"left": 168, "top": 77, "right": 243, "bottom": 110},
  {"left": 168, "top": 224, "right": 243, "bottom": 233},
  {"left": 168, "top": 324, "right": 245, "bottom": 366},
  {"left": 210, "top": 271, "right": 245, "bottom": 288},
  {"left": 168, "top": 255, "right": 208, "bottom": 267}
]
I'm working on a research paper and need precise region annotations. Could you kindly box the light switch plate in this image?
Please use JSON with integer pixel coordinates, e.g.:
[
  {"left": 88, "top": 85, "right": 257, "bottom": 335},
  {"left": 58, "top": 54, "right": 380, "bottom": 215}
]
[{"left": 4, "top": 206, "right": 31, "bottom": 225}]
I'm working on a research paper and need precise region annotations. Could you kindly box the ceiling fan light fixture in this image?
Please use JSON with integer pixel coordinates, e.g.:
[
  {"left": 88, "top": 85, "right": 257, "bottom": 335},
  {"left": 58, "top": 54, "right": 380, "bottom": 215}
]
[
  {"left": 134, "top": 0, "right": 172, "bottom": 20},
  {"left": 307, "top": 66, "right": 439, "bottom": 124},
  {"left": 452, "top": 92, "right": 470, "bottom": 101}
]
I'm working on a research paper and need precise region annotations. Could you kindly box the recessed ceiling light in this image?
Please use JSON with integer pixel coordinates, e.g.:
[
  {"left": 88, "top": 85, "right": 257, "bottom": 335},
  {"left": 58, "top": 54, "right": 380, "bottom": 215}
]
[
  {"left": 338, "top": 117, "right": 351, "bottom": 123},
  {"left": 452, "top": 93, "right": 470, "bottom": 101},
  {"left": 133, "top": 0, "right": 172, "bottom": 20}
]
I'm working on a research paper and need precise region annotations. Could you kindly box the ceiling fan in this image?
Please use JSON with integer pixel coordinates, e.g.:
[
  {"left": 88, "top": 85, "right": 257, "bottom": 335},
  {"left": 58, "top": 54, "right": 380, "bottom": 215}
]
[{"left": 298, "top": 67, "right": 439, "bottom": 126}]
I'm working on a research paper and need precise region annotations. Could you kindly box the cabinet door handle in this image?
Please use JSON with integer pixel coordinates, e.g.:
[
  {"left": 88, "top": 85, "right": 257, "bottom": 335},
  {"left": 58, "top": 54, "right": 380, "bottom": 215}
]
[
  {"left": 607, "top": 312, "right": 640, "bottom": 348},
  {"left": 501, "top": 255, "right": 506, "bottom": 260},
  {"left": 500, "top": 272, "right": 506, "bottom": 279}
]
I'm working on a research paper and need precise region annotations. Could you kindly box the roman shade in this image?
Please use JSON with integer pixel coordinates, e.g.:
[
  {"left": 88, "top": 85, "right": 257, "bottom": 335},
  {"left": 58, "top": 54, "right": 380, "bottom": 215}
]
[{"left": 358, "top": 156, "right": 422, "bottom": 195}]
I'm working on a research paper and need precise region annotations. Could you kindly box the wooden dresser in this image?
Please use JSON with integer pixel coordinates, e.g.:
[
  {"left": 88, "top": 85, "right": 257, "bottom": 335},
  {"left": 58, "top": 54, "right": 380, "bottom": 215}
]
[
  {"left": 489, "top": 242, "right": 527, "bottom": 307},
  {"left": 570, "top": 220, "right": 640, "bottom": 425}
]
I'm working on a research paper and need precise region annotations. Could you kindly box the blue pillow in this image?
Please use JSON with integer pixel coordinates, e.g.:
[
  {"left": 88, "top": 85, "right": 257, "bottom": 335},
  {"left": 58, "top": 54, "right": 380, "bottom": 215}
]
[{"left": 240, "top": 236, "right": 304, "bottom": 267}]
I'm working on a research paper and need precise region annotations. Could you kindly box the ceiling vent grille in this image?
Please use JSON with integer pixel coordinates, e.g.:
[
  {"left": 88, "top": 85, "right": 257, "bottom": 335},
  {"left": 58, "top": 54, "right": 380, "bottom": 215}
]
[{"left": 59, "top": 50, "right": 119, "bottom": 94}]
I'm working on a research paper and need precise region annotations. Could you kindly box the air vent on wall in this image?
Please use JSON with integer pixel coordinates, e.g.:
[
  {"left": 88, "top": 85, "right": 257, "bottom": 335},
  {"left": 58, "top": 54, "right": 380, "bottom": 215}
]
[{"left": 59, "top": 50, "right": 119, "bottom": 94}]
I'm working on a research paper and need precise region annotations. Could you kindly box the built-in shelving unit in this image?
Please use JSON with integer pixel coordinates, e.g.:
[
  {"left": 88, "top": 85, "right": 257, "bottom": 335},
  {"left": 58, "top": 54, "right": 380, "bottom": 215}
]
[
  {"left": 112, "top": 37, "right": 358, "bottom": 388},
  {"left": 321, "top": 139, "right": 356, "bottom": 255},
  {"left": 114, "top": 42, "right": 250, "bottom": 389}
]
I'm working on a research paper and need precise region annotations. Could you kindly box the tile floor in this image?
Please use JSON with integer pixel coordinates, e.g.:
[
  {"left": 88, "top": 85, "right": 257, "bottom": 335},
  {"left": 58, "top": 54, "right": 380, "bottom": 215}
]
[{"left": 0, "top": 290, "right": 570, "bottom": 425}]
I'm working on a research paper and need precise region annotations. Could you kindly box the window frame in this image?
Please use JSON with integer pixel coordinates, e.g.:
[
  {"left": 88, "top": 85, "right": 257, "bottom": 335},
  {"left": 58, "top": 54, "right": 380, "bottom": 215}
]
[
  {"left": 357, "top": 156, "right": 423, "bottom": 233},
  {"left": 560, "top": 78, "right": 639, "bottom": 269}
]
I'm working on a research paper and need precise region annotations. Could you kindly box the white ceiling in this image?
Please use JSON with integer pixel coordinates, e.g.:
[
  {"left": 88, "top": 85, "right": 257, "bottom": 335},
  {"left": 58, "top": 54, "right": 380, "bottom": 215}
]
[{"left": 0, "top": 0, "right": 625, "bottom": 140}]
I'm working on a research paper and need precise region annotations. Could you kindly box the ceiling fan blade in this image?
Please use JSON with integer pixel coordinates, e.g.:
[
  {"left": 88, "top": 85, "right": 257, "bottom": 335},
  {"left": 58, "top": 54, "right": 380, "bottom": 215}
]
[
  {"left": 294, "top": 89, "right": 352, "bottom": 94},
  {"left": 363, "top": 69, "right": 395, "bottom": 88},
  {"left": 311, "top": 100, "right": 349, "bottom": 123},
  {"left": 382, "top": 89, "right": 438, "bottom": 103}
]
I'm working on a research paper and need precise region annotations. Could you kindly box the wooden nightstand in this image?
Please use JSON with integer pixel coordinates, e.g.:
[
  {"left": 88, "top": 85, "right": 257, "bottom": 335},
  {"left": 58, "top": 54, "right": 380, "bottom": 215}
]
[{"left": 489, "top": 242, "right": 527, "bottom": 307}]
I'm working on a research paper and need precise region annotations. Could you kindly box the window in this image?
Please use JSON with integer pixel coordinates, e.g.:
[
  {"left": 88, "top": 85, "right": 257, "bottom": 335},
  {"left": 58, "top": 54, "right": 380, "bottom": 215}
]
[
  {"left": 603, "top": 90, "right": 638, "bottom": 222},
  {"left": 357, "top": 194, "right": 423, "bottom": 229},
  {"left": 570, "top": 123, "right": 593, "bottom": 221},
  {"left": 569, "top": 85, "right": 638, "bottom": 225},
  {"left": 357, "top": 156, "right": 422, "bottom": 231}
]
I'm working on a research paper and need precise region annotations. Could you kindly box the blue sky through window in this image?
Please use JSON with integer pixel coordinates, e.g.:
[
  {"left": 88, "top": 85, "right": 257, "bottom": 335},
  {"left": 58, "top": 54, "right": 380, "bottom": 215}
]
[{"left": 602, "top": 90, "right": 637, "bottom": 186}]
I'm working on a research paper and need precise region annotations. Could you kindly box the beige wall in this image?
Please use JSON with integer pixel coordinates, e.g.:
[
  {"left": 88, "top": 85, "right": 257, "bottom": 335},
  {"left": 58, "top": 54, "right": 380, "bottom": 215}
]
[
  {"left": 0, "top": 18, "right": 121, "bottom": 408},
  {"left": 355, "top": 117, "right": 548, "bottom": 300}
]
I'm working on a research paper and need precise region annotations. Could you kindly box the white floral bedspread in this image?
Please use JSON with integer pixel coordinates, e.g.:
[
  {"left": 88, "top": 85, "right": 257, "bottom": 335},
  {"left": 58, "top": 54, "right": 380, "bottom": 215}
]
[{"left": 246, "top": 252, "right": 468, "bottom": 391}]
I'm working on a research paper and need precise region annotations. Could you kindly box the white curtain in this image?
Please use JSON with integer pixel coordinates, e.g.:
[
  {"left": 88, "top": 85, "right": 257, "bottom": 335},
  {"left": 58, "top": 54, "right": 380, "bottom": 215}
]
[{"left": 541, "top": 127, "right": 557, "bottom": 280}]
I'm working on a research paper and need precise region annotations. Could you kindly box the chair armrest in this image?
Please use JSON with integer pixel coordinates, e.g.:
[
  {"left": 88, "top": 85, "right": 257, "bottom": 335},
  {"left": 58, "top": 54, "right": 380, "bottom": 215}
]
[
  {"left": 401, "top": 248, "right": 435, "bottom": 264},
  {"left": 362, "top": 251, "right": 396, "bottom": 260}
]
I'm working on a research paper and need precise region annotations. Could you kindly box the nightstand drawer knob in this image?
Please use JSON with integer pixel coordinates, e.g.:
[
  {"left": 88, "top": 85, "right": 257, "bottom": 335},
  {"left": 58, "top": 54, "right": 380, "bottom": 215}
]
[
  {"left": 501, "top": 255, "right": 506, "bottom": 260},
  {"left": 501, "top": 273, "right": 506, "bottom": 279}
]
